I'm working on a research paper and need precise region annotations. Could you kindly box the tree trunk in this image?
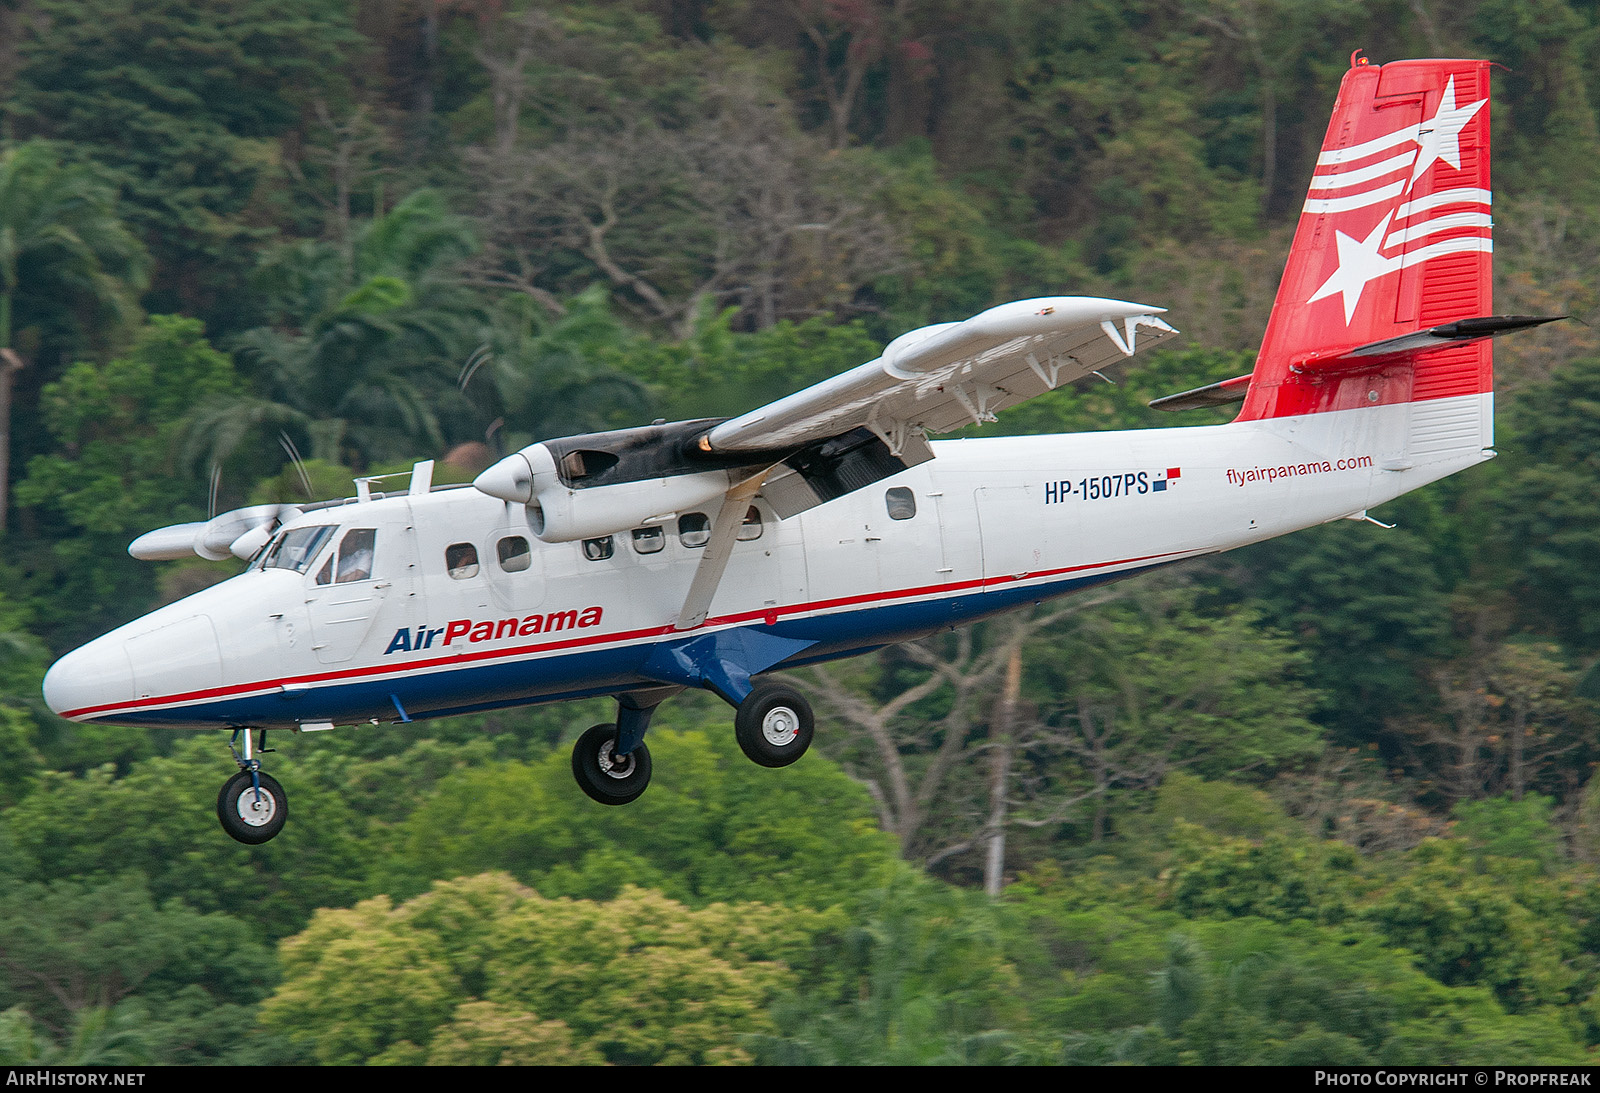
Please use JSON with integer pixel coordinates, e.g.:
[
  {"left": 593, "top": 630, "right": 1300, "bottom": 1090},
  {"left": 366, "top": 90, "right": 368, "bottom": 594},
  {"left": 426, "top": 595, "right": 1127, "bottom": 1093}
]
[
  {"left": 417, "top": 0, "right": 439, "bottom": 119},
  {"left": 1511, "top": 694, "right": 1527, "bottom": 802},
  {"left": 0, "top": 289, "right": 18, "bottom": 536},
  {"left": 984, "top": 644, "right": 1022, "bottom": 897}
]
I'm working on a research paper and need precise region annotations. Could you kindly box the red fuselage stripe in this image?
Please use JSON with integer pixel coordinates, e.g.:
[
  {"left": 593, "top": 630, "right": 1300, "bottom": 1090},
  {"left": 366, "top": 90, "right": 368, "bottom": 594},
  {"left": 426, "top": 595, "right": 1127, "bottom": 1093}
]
[{"left": 60, "top": 548, "right": 1195, "bottom": 719}]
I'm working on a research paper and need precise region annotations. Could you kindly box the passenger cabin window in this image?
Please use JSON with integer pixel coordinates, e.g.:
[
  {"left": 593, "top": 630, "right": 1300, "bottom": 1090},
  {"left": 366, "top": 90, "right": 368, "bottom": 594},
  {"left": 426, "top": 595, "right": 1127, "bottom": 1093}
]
[
  {"left": 885, "top": 487, "right": 916, "bottom": 520},
  {"left": 498, "top": 536, "right": 532, "bottom": 573},
  {"left": 583, "top": 536, "right": 614, "bottom": 561},
  {"left": 446, "top": 542, "right": 480, "bottom": 579},
  {"left": 632, "top": 527, "right": 665, "bottom": 555},
  {"left": 736, "top": 506, "right": 764, "bottom": 541},
  {"left": 315, "top": 527, "right": 377, "bottom": 585},
  {"left": 678, "top": 513, "right": 710, "bottom": 548},
  {"left": 262, "top": 525, "right": 335, "bottom": 574}
]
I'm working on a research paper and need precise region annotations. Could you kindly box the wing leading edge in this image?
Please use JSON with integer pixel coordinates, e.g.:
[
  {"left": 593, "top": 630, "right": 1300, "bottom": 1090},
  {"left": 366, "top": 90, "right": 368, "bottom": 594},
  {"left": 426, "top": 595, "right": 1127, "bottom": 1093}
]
[{"left": 706, "top": 296, "right": 1177, "bottom": 458}]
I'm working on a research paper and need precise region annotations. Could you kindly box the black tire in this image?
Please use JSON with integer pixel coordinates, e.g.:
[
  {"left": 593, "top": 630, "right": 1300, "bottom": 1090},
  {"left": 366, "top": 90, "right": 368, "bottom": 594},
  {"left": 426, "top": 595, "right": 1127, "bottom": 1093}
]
[
  {"left": 735, "top": 682, "right": 814, "bottom": 768},
  {"left": 217, "top": 770, "right": 288, "bottom": 844},
  {"left": 571, "top": 723, "right": 652, "bottom": 805}
]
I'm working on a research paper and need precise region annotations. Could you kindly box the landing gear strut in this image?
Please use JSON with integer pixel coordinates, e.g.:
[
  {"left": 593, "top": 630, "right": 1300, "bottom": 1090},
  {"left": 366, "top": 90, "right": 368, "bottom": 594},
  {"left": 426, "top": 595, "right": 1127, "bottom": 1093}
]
[{"left": 218, "top": 728, "right": 288, "bottom": 844}]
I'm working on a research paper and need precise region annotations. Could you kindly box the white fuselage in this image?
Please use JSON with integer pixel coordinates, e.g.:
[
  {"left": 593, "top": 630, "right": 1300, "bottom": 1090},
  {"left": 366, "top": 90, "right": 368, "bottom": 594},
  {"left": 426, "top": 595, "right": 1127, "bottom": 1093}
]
[{"left": 42, "top": 395, "right": 1491, "bottom": 730}]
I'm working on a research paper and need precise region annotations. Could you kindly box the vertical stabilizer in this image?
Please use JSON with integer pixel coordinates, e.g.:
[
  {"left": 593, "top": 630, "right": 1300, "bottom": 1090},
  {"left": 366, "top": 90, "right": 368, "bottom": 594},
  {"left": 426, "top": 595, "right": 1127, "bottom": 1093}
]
[{"left": 1238, "top": 56, "right": 1494, "bottom": 422}]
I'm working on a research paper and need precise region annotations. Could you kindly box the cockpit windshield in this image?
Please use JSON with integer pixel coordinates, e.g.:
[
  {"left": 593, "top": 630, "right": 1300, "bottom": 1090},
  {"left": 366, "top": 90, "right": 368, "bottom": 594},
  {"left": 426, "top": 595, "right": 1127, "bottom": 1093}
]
[{"left": 259, "top": 525, "right": 335, "bottom": 573}]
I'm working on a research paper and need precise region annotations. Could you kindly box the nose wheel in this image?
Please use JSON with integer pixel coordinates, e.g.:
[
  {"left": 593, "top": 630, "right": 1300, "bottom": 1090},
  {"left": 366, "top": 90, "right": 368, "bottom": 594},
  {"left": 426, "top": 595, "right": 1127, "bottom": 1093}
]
[
  {"left": 218, "top": 770, "right": 288, "bottom": 844},
  {"left": 219, "top": 728, "right": 288, "bottom": 844}
]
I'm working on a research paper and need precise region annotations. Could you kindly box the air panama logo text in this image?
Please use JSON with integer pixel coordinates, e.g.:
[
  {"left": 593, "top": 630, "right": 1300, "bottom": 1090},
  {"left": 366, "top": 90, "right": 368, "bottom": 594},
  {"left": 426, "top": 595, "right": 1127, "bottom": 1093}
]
[
  {"left": 386, "top": 606, "right": 604, "bottom": 655},
  {"left": 1304, "top": 74, "right": 1490, "bottom": 323}
]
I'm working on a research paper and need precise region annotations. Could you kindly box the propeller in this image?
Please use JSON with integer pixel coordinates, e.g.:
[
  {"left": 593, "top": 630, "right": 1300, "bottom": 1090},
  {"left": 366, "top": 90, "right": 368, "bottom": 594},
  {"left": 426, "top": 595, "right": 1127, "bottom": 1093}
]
[{"left": 129, "top": 434, "right": 314, "bottom": 562}]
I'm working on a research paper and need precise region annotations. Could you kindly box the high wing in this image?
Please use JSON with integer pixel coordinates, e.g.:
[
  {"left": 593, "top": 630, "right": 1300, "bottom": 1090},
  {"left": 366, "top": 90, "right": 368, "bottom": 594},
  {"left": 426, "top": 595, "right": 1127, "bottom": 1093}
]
[
  {"left": 710, "top": 296, "right": 1176, "bottom": 520},
  {"left": 709, "top": 296, "right": 1176, "bottom": 456}
]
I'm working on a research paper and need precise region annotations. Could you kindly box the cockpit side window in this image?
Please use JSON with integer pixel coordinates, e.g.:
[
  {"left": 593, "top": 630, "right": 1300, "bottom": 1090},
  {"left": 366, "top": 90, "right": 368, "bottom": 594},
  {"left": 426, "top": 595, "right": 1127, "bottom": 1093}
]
[
  {"left": 446, "top": 542, "right": 480, "bottom": 579},
  {"left": 315, "top": 528, "right": 377, "bottom": 585},
  {"left": 262, "top": 525, "right": 335, "bottom": 574}
]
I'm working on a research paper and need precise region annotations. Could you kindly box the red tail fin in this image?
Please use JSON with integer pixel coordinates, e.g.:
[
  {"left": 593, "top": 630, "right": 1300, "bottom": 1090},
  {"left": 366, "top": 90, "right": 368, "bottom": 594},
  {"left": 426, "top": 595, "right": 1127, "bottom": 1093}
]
[{"left": 1238, "top": 56, "right": 1493, "bottom": 421}]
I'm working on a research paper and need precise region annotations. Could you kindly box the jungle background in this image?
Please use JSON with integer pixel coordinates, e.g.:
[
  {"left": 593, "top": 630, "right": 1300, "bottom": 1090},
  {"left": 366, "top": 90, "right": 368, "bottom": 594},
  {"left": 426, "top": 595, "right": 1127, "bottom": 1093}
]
[{"left": 1, "top": 0, "right": 1599, "bottom": 1065}]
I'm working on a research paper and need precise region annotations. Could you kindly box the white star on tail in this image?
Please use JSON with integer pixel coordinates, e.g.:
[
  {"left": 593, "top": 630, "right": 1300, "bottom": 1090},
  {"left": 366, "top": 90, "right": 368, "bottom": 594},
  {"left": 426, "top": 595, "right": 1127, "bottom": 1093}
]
[
  {"left": 1308, "top": 213, "right": 1399, "bottom": 323},
  {"left": 1411, "top": 76, "right": 1486, "bottom": 184}
]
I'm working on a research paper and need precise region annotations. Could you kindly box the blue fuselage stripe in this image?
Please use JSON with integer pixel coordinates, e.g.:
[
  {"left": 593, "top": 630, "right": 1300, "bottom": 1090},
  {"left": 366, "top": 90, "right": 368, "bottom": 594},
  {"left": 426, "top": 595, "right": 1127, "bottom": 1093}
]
[{"left": 88, "top": 565, "right": 1157, "bottom": 728}]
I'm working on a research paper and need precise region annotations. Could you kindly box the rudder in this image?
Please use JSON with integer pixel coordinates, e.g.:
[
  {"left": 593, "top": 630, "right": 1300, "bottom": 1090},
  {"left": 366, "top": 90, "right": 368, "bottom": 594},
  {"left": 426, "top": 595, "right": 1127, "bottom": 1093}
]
[{"left": 1237, "top": 55, "right": 1494, "bottom": 426}]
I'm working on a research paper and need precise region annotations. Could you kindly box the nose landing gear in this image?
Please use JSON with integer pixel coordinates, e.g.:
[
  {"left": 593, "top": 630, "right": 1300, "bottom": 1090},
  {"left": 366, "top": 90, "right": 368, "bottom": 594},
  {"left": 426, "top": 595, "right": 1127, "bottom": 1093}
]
[{"left": 219, "top": 728, "right": 288, "bottom": 844}]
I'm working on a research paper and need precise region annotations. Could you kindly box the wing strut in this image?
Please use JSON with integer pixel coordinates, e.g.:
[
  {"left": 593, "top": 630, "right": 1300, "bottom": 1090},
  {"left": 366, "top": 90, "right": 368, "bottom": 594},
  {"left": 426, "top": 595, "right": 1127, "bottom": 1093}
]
[{"left": 673, "top": 469, "right": 773, "bottom": 630}]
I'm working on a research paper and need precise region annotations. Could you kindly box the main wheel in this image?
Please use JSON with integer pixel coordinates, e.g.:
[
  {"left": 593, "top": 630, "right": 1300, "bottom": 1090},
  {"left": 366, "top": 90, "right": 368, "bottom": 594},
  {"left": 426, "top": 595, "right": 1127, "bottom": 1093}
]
[
  {"left": 735, "top": 682, "right": 814, "bottom": 768},
  {"left": 571, "top": 723, "right": 652, "bottom": 805},
  {"left": 217, "top": 770, "right": 288, "bottom": 844}
]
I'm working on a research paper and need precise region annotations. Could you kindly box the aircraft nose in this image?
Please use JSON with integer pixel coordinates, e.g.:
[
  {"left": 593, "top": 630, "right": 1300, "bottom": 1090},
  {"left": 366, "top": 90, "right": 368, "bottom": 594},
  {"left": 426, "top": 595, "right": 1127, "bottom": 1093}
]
[{"left": 43, "top": 638, "right": 136, "bottom": 722}]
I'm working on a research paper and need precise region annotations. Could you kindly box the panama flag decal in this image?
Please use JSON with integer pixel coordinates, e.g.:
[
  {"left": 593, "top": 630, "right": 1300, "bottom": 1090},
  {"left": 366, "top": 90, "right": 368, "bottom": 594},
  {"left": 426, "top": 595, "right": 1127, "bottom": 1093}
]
[{"left": 1152, "top": 467, "right": 1181, "bottom": 492}]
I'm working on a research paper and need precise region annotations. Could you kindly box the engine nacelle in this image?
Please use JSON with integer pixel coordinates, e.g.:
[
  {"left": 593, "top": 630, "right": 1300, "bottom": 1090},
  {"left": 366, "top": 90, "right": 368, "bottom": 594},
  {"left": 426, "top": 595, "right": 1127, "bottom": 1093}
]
[
  {"left": 477, "top": 442, "right": 731, "bottom": 543},
  {"left": 129, "top": 503, "right": 302, "bottom": 562}
]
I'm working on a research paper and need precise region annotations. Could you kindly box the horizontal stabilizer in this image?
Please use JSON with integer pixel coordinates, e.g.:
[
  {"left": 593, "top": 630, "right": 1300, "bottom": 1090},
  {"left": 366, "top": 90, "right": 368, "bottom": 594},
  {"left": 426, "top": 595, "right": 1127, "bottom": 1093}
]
[
  {"left": 1308, "top": 314, "right": 1567, "bottom": 368},
  {"left": 1148, "top": 374, "right": 1252, "bottom": 413}
]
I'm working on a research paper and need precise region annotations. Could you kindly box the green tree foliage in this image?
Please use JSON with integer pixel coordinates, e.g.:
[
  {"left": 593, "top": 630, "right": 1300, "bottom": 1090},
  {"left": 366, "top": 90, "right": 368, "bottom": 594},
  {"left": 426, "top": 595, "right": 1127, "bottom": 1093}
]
[
  {"left": 749, "top": 868, "right": 1029, "bottom": 1064},
  {"left": 380, "top": 726, "right": 899, "bottom": 910},
  {"left": 1365, "top": 838, "right": 1578, "bottom": 1012},
  {"left": 0, "top": 737, "right": 373, "bottom": 938},
  {"left": 1027, "top": 584, "right": 1323, "bottom": 839},
  {"left": 1002, "top": 848, "right": 1592, "bottom": 1064},
  {"left": 1229, "top": 514, "right": 1454, "bottom": 745},
  {"left": 0, "top": 874, "right": 278, "bottom": 1065},
  {"left": 197, "top": 190, "right": 483, "bottom": 470},
  {"left": 1498, "top": 355, "right": 1600, "bottom": 648},
  {"left": 0, "top": 139, "right": 148, "bottom": 534},
  {"left": 0, "top": 588, "right": 47, "bottom": 804},
  {"left": 463, "top": 286, "right": 648, "bottom": 449},
  {"left": 261, "top": 873, "right": 836, "bottom": 1065},
  {"left": 613, "top": 303, "right": 885, "bottom": 422},
  {"left": 14, "top": 316, "right": 239, "bottom": 649},
  {"left": 1452, "top": 793, "right": 1566, "bottom": 873},
  {"left": 19, "top": 317, "right": 238, "bottom": 536},
  {"left": 6, "top": 0, "right": 362, "bottom": 320}
]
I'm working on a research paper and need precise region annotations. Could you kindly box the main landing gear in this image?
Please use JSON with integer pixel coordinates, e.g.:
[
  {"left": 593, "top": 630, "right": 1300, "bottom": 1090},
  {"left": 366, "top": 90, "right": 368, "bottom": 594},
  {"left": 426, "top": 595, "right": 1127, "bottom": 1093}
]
[
  {"left": 734, "top": 681, "right": 814, "bottom": 768},
  {"left": 218, "top": 728, "right": 287, "bottom": 844},
  {"left": 570, "top": 679, "right": 816, "bottom": 805}
]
